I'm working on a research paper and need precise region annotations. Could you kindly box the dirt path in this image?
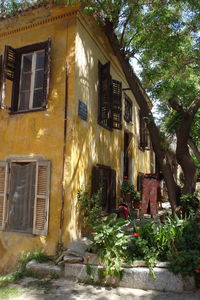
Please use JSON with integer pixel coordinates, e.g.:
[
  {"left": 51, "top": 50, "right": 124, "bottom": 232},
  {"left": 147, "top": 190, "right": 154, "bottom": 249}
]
[{"left": 5, "top": 277, "right": 200, "bottom": 300}]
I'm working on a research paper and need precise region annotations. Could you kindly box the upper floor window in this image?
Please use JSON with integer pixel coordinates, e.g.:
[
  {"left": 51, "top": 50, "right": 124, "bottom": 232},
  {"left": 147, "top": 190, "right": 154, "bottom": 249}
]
[
  {"left": 0, "top": 39, "right": 51, "bottom": 113},
  {"left": 124, "top": 94, "right": 132, "bottom": 123},
  {"left": 139, "top": 111, "right": 150, "bottom": 151},
  {"left": 98, "top": 61, "right": 122, "bottom": 130}
]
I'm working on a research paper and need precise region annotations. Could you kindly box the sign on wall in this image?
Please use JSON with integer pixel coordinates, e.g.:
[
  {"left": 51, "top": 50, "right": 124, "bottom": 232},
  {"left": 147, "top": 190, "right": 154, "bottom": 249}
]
[{"left": 78, "top": 100, "right": 88, "bottom": 121}]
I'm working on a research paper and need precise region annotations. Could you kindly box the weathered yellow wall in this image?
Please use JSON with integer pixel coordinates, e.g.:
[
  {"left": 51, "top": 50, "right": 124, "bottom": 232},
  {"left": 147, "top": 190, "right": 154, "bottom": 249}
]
[
  {"left": 0, "top": 4, "right": 154, "bottom": 272},
  {"left": 61, "top": 15, "right": 153, "bottom": 244},
  {"left": 0, "top": 5, "right": 77, "bottom": 273}
]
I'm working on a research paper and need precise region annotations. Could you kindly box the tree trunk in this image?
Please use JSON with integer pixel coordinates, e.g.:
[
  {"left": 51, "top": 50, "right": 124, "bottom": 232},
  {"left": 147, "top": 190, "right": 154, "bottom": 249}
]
[
  {"left": 104, "top": 22, "right": 177, "bottom": 213},
  {"left": 176, "top": 115, "right": 197, "bottom": 194}
]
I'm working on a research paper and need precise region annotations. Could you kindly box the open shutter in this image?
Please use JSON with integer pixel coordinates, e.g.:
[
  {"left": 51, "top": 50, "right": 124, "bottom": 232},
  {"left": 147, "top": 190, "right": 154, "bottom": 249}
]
[
  {"left": 33, "top": 161, "right": 50, "bottom": 236},
  {"left": 1, "top": 46, "right": 17, "bottom": 109},
  {"left": 42, "top": 38, "right": 51, "bottom": 108},
  {"left": 112, "top": 80, "right": 122, "bottom": 129},
  {"left": 0, "top": 162, "right": 8, "bottom": 230},
  {"left": 98, "top": 61, "right": 112, "bottom": 129}
]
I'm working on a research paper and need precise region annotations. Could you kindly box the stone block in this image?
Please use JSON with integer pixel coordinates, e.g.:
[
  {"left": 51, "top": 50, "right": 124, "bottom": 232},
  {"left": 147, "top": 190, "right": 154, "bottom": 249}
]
[{"left": 26, "top": 260, "right": 62, "bottom": 277}]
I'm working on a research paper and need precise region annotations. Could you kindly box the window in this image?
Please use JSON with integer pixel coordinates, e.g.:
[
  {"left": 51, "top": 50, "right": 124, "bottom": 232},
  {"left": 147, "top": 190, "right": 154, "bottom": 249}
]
[
  {"left": 92, "top": 164, "right": 116, "bottom": 213},
  {"left": 0, "top": 39, "right": 51, "bottom": 112},
  {"left": 98, "top": 61, "right": 122, "bottom": 130},
  {"left": 0, "top": 160, "right": 50, "bottom": 235},
  {"left": 139, "top": 111, "right": 150, "bottom": 151},
  {"left": 124, "top": 94, "right": 132, "bottom": 123}
]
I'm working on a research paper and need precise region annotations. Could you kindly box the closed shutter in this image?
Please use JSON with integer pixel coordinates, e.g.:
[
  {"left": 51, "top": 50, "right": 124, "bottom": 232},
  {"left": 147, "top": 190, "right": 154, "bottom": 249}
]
[
  {"left": 98, "top": 61, "right": 112, "bottom": 129},
  {"left": 112, "top": 80, "right": 122, "bottom": 130},
  {"left": 139, "top": 111, "right": 145, "bottom": 150},
  {"left": 92, "top": 165, "right": 101, "bottom": 195},
  {"left": 42, "top": 38, "right": 51, "bottom": 108},
  {"left": 0, "top": 162, "right": 8, "bottom": 230},
  {"left": 33, "top": 161, "right": 50, "bottom": 236},
  {"left": 109, "top": 169, "right": 116, "bottom": 212}
]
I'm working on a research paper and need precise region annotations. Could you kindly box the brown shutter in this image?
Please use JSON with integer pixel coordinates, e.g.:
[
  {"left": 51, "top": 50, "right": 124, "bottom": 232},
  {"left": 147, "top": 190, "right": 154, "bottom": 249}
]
[
  {"left": 109, "top": 169, "right": 116, "bottom": 212},
  {"left": 1, "top": 46, "right": 17, "bottom": 109},
  {"left": 112, "top": 80, "right": 122, "bottom": 130},
  {"left": 33, "top": 161, "right": 50, "bottom": 236},
  {"left": 42, "top": 38, "right": 51, "bottom": 108},
  {"left": 139, "top": 111, "right": 145, "bottom": 150},
  {"left": 0, "top": 162, "right": 8, "bottom": 230},
  {"left": 92, "top": 165, "right": 101, "bottom": 195},
  {"left": 4, "top": 46, "right": 17, "bottom": 81},
  {"left": 98, "top": 61, "right": 112, "bottom": 129}
]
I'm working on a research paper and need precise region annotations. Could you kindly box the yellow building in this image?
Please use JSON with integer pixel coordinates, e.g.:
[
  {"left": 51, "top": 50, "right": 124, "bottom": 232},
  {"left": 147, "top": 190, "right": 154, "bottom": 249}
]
[{"left": 0, "top": 3, "right": 154, "bottom": 272}]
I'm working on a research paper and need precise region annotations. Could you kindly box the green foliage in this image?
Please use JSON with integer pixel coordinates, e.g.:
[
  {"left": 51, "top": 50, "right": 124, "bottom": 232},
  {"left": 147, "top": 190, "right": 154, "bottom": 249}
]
[
  {"left": 90, "top": 213, "right": 129, "bottom": 281},
  {"left": 168, "top": 214, "right": 200, "bottom": 286},
  {"left": 86, "top": 263, "right": 94, "bottom": 280},
  {"left": 126, "top": 216, "right": 185, "bottom": 279},
  {"left": 180, "top": 193, "right": 200, "bottom": 216},
  {"left": 0, "top": 286, "right": 21, "bottom": 300},
  {"left": 77, "top": 188, "right": 102, "bottom": 225},
  {"left": 121, "top": 179, "right": 140, "bottom": 202},
  {"left": 0, "top": 248, "right": 49, "bottom": 287}
]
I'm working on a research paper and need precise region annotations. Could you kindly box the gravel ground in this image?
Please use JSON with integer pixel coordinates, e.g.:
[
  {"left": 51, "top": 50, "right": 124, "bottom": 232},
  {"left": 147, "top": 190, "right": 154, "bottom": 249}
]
[{"left": 6, "top": 277, "right": 200, "bottom": 300}]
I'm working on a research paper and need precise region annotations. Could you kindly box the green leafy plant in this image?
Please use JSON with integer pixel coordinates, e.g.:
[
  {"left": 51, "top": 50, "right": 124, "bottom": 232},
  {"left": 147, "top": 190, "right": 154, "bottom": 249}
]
[
  {"left": 0, "top": 248, "right": 49, "bottom": 288},
  {"left": 121, "top": 179, "right": 140, "bottom": 203},
  {"left": 90, "top": 213, "right": 129, "bottom": 281},
  {"left": 180, "top": 193, "right": 200, "bottom": 217},
  {"left": 168, "top": 215, "right": 200, "bottom": 287},
  {"left": 77, "top": 188, "right": 102, "bottom": 225}
]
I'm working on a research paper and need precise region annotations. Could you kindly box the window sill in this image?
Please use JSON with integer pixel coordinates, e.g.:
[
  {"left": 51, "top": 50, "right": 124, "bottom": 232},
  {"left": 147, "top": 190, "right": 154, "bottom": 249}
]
[{"left": 9, "top": 107, "right": 47, "bottom": 115}]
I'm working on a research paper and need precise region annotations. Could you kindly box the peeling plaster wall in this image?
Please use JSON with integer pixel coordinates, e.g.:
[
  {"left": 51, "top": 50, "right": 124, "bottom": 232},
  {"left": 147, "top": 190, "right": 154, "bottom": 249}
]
[
  {"left": 0, "top": 5, "right": 154, "bottom": 273},
  {"left": 0, "top": 5, "right": 77, "bottom": 273}
]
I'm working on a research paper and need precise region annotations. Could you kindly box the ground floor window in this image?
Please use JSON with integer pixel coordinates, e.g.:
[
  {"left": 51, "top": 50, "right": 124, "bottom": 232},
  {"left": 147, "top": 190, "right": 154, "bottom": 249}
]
[
  {"left": 92, "top": 164, "right": 116, "bottom": 213},
  {"left": 0, "top": 159, "right": 50, "bottom": 235}
]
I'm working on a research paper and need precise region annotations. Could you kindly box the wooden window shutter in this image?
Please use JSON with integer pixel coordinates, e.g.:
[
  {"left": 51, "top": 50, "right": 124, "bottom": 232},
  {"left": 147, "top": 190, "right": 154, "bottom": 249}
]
[
  {"left": 0, "top": 162, "right": 8, "bottom": 230},
  {"left": 98, "top": 61, "right": 112, "bottom": 129},
  {"left": 109, "top": 169, "right": 116, "bottom": 212},
  {"left": 92, "top": 165, "right": 101, "bottom": 195},
  {"left": 112, "top": 80, "right": 122, "bottom": 130},
  {"left": 33, "top": 161, "right": 50, "bottom": 236},
  {"left": 42, "top": 38, "right": 51, "bottom": 108},
  {"left": 0, "top": 55, "right": 2, "bottom": 93},
  {"left": 1, "top": 46, "right": 18, "bottom": 109},
  {"left": 139, "top": 111, "right": 146, "bottom": 150}
]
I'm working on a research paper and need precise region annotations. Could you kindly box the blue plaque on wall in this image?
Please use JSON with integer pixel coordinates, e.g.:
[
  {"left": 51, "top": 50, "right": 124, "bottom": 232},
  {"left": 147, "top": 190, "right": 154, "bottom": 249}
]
[{"left": 78, "top": 100, "right": 88, "bottom": 121}]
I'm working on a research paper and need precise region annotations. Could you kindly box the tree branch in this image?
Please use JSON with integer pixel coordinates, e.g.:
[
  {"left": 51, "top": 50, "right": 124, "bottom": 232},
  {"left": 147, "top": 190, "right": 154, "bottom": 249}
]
[{"left": 188, "top": 136, "right": 200, "bottom": 162}]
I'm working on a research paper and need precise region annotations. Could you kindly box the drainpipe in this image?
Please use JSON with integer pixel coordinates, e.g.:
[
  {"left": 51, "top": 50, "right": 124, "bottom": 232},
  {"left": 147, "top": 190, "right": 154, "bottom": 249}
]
[{"left": 59, "top": 62, "right": 69, "bottom": 243}]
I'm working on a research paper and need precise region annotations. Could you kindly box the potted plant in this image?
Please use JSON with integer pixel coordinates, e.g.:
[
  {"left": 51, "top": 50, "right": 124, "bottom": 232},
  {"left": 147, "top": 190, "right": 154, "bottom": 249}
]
[{"left": 121, "top": 178, "right": 141, "bottom": 209}]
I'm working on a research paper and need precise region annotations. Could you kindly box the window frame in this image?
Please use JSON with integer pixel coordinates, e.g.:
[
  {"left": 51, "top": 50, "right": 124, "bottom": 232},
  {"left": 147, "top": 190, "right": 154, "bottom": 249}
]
[
  {"left": 124, "top": 94, "right": 133, "bottom": 123},
  {"left": 0, "top": 158, "right": 50, "bottom": 236},
  {"left": 92, "top": 164, "right": 116, "bottom": 213},
  {"left": 0, "top": 39, "right": 51, "bottom": 114},
  {"left": 98, "top": 61, "right": 122, "bottom": 131}
]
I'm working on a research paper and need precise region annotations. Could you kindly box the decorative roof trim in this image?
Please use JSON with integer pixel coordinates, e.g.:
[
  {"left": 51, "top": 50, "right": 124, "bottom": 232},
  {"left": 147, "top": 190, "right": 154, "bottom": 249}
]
[{"left": 0, "top": 9, "right": 78, "bottom": 39}]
